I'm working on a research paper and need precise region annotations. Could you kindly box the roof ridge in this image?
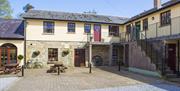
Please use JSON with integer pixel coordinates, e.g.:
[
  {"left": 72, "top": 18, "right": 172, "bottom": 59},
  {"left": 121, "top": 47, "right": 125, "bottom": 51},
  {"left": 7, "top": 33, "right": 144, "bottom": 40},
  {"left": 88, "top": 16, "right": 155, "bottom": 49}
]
[{"left": 29, "top": 9, "right": 129, "bottom": 19}]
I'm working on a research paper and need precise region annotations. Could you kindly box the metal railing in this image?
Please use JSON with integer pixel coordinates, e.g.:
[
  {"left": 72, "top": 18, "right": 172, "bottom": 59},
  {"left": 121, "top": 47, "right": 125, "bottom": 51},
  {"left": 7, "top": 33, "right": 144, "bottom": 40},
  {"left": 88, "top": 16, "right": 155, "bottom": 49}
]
[
  {"left": 140, "top": 16, "right": 180, "bottom": 40},
  {"left": 120, "top": 16, "right": 180, "bottom": 42}
]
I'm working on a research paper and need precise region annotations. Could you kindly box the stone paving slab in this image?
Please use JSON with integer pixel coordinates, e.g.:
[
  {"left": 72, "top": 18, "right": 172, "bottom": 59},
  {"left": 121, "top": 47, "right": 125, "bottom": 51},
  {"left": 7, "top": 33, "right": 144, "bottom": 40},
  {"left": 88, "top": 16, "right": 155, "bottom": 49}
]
[
  {"left": 84, "top": 83, "right": 180, "bottom": 91},
  {"left": 0, "top": 77, "right": 19, "bottom": 91},
  {"left": 5, "top": 67, "right": 179, "bottom": 91}
]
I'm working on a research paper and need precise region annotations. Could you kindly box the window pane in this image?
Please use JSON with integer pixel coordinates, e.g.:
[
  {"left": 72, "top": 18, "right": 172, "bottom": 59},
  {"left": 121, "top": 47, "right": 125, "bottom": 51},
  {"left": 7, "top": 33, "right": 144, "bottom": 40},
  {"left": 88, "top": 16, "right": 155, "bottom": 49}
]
[
  {"left": 48, "top": 48, "right": 58, "bottom": 61},
  {"left": 44, "top": 21, "right": 54, "bottom": 33},
  {"left": 84, "top": 24, "right": 91, "bottom": 33},
  {"left": 68, "top": 23, "right": 75, "bottom": 32},
  {"left": 109, "top": 25, "right": 119, "bottom": 36},
  {"left": 143, "top": 19, "right": 148, "bottom": 30},
  {"left": 160, "top": 11, "right": 171, "bottom": 26}
]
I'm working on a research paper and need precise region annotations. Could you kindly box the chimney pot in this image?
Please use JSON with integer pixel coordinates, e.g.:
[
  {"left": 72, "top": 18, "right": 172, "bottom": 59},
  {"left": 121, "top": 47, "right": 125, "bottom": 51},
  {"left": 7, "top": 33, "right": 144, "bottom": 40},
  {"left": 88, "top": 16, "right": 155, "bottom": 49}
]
[{"left": 154, "top": 0, "right": 161, "bottom": 8}]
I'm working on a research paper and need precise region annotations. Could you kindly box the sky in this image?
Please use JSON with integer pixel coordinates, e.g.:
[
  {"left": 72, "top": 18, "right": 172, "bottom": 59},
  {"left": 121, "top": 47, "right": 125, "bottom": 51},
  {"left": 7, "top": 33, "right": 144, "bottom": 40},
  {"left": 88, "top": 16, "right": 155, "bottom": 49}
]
[{"left": 9, "top": 0, "right": 169, "bottom": 18}]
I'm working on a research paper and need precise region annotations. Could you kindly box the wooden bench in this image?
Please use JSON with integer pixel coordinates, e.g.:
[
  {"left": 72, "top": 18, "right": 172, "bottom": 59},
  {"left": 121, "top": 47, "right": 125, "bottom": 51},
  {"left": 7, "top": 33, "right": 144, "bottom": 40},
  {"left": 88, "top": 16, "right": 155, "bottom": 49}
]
[{"left": 47, "top": 61, "right": 67, "bottom": 75}]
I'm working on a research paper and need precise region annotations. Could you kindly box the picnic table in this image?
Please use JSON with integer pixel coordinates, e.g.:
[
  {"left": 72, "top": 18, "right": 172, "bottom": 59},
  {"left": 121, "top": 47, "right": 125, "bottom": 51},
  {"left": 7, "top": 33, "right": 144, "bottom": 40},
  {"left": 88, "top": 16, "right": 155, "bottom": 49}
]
[
  {"left": 4, "top": 63, "right": 21, "bottom": 74},
  {"left": 47, "top": 61, "right": 67, "bottom": 75}
]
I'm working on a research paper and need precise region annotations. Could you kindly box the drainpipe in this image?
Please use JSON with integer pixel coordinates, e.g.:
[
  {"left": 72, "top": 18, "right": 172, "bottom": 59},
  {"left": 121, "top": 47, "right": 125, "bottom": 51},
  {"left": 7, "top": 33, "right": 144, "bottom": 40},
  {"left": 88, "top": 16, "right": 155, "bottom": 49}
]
[{"left": 23, "top": 20, "right": 27, "bottom": 67}]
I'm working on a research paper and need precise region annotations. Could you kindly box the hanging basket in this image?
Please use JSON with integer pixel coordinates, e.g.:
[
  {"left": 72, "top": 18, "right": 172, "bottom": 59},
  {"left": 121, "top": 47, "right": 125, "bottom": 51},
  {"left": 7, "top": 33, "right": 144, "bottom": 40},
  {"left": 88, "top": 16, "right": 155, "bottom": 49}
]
[{"left": 62, "top": 49, "right": 70, "bottom": 57}]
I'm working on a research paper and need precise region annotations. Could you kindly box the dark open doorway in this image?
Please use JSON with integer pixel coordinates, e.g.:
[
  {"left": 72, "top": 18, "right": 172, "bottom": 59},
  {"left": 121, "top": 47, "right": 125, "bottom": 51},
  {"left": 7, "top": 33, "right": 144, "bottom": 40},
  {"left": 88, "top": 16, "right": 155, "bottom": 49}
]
[{"left": 167, "top": 44, "right": 177, "bottom": 73}]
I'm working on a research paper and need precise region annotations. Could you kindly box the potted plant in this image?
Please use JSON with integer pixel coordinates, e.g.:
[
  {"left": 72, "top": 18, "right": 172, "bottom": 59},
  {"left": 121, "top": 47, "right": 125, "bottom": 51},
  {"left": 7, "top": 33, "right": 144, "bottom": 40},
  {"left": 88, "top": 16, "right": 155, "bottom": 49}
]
[{"left": 17, "top": 55, "right": 24, "bottom": 64}]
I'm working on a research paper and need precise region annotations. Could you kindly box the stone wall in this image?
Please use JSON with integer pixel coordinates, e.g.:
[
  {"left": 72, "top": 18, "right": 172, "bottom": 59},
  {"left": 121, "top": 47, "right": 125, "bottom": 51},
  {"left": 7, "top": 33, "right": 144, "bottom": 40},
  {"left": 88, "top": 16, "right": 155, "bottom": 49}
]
[
  {"left": 128, "top": 42, "right": 156, "bottom": 71},
  {"left": 26, "top": 40, "right": 88, "bottom": 67},
  {"left": 92, "top": 45, "right": 110, "bottom": 66}
]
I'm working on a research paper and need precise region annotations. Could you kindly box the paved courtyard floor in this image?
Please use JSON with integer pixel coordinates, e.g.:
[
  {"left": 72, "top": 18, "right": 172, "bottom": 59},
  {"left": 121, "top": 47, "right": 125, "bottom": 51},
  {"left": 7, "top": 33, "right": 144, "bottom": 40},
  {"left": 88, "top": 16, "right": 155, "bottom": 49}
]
[{"left": 1, "top": 67, "right": 180, "bottom": 91}]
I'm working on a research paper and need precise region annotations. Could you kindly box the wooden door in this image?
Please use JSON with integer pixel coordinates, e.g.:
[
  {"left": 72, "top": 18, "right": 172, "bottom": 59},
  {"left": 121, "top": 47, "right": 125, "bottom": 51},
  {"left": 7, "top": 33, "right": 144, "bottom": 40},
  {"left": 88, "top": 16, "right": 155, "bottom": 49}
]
[
  {"left": 167, "top": 44, "right": 177, "bottom": 72},
  {"left": 94, "top": 24, "right": 101, "bottom": 42},
  {"left": 74, "top": 49, "right": 85, "bottom": 67}
]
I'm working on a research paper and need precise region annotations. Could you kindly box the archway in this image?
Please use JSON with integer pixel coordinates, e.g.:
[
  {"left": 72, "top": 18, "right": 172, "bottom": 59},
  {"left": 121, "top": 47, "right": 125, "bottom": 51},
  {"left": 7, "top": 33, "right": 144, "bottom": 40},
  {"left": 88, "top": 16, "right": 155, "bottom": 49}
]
[{"left": 0, "top": 43, "right": 17, "bottom": 66}]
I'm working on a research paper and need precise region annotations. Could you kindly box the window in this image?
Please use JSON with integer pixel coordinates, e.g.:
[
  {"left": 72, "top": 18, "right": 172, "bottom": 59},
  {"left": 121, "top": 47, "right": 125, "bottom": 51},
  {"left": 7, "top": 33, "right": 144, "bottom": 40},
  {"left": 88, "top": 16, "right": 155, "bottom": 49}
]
[
  {"left": 0, "top": 43, "right": 17, "bottom": 65},
  {"left": 160, "top": 10, "right": 171, "bottom": 26},
  {"left": 126, "top": 24, "right": 132, "bottom": 34},
  {"left": 48, "top": 48, "right": 58, "bottom": 61},
  {"left": 84, "top": 24, "right": 91, "bottom": 33},
  {"left": 68, "top": 23, "right": 75, "bottom": 33},
  {"left": 43, "top": 21, "right": 54, "bottom": 34},
  {"left": 109, "top": 25, "right": 119, "bottom": 36},
  {"left": 143, "top": 18, "right": 148, "bottom": 30}
]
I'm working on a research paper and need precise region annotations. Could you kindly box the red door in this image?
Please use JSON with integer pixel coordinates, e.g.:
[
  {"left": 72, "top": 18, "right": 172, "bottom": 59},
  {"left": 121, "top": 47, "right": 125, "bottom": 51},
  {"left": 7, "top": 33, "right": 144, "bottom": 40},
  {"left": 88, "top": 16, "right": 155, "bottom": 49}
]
[
  {"left": 74, "top": 49, "right": 85, "bottom": 67},
  {"left": 94, "top": 24, "right": 101, "bottom": 42},
  {"left": 167, "top": 44, "right": 176, "bottom": 72}
]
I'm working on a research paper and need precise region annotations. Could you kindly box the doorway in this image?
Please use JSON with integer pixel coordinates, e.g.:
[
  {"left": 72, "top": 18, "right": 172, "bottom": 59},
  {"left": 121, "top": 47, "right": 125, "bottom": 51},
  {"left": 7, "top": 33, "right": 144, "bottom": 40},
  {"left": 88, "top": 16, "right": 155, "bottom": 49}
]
[
  {"left": 135, "top": 21, "right": 141, "bottom": 40},
  {"left": 167, "top": 44, "right": 177, "bottom": 73},
  {"left": 94, "top": 24, "right": 101, "bottom": 42},
  {"left": 74, "top": 49, "right": 85, "bottom": 67}
]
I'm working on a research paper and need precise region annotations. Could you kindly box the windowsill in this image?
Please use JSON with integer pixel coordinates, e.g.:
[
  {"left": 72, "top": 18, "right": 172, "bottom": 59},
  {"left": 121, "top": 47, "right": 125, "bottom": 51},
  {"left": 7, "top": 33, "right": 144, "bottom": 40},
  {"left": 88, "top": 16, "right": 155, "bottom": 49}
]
[
  {"left": 159, "top": 24, "right": 171, "bottom": 28},
  {"left": 83, "top": 33, "right": 91, "bottom": 35},
  {"left": 108, "top": 35, "right": 120, "bottom": 37},
  {"left": 140, "top": 29, "right": 148, "bottom": 32},
  {"left": 67, "top": 32, "right": 76, "bottom": 34},
  {"left": 42, "top": 33, "right": 54, "bottom": 35}
]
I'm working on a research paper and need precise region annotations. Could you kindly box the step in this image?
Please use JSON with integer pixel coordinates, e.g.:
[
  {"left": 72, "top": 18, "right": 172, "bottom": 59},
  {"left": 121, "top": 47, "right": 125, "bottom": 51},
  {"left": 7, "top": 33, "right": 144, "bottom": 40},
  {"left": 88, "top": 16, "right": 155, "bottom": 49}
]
[
  {"left": 165, "top": 70, "right": 174, "bottom": 74},
  {"left": 165, "top": 73, "right": 178, "bottom": 78},
  {"left": 167, "top": 78, "right": 180, "bottom": 83}
]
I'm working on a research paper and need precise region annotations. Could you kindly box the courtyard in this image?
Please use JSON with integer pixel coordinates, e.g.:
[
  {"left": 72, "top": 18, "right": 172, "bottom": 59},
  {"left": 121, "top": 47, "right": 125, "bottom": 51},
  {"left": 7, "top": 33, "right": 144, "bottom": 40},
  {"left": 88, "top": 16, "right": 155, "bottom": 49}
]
[{"left": 0, "top": 67, "right": 180, "bottom": 91}]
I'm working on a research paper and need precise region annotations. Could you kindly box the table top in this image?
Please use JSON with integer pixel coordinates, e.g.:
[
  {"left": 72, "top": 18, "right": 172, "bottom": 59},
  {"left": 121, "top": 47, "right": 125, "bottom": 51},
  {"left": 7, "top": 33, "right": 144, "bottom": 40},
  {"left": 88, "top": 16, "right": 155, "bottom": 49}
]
[
  {"left": 47, "top": 61, "right": 63, "bottom": 65},
  {"left": 5, "top": 63, "right": 19, "bottom": 67}
]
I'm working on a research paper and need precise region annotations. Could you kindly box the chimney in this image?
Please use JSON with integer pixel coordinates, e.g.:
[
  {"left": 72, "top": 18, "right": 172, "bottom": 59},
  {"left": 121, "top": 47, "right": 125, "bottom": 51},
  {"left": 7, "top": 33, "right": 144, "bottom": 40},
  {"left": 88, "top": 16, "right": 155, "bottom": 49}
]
[{"left": 154, "top": 0, "right": 161, "bottom": 8}]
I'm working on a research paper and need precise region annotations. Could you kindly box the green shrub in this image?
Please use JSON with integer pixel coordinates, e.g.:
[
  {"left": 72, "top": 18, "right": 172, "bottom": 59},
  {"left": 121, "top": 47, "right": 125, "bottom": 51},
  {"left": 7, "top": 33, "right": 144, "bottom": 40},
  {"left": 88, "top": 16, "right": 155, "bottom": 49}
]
[{"left": 18, "top": 55, "right": 24, "bottom": 61}]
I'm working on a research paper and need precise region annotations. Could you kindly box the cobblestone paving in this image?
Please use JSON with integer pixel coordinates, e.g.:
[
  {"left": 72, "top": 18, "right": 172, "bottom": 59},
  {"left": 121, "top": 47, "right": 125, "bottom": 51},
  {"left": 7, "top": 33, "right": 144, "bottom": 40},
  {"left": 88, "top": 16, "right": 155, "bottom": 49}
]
[{"left": 5, "top": 67, "right": 179, "bottom": 91}]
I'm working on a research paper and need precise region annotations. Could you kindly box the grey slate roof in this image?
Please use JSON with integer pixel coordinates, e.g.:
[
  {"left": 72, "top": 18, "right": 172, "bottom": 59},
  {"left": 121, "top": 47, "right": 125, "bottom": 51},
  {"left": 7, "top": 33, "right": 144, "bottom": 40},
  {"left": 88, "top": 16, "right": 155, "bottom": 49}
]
[
  {"left": 125, "top": 0, "right": 180, "bottom": 23},
  {"left": 0, "top": 19, "right": 24, "bottom": 39},
  {"left": 22, "top": 10, "right": 129, "bottom": 24}
]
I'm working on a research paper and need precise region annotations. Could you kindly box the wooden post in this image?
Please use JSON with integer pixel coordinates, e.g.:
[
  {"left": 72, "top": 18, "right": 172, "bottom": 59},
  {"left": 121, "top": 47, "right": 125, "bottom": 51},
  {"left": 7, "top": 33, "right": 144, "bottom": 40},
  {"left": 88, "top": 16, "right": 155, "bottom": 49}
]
[
  {"left": 89, "top": 44, "right": 92, "bottom": 73},
  {"left": 89, "top": 63, "right": 92, "bottom": 73},
  {"left": 89, "top": 35, "right": 92, "bottom": 73},
  {"left": 58, "top": 66, "right": 60, "bottom": 75},
  {"left": 22, "top": 65, "right": 24, "bottom": 77}
]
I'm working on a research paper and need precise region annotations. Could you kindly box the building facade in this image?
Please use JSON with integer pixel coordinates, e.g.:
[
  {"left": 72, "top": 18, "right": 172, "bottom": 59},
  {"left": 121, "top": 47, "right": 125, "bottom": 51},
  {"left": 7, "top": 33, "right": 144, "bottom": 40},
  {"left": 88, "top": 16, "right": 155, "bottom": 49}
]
[
  {"left": 0, "top": 19, "right": 24, "bottom": 67},
  {"left": 122, "top": 0, "right": 180, "bottom": 77},
  {"left": 22, "top": 11, "right": 127, "bottom": 67},
  {"left": 0, "top": 0, "right": 179, "bottom": 78}
]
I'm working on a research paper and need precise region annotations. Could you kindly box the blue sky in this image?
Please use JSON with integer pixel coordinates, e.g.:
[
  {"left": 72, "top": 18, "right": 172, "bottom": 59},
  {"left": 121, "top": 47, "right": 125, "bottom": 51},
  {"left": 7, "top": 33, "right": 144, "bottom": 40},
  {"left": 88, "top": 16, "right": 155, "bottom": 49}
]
[{"left": 9, "top": 0, "right": 169, "bottom": 18}]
